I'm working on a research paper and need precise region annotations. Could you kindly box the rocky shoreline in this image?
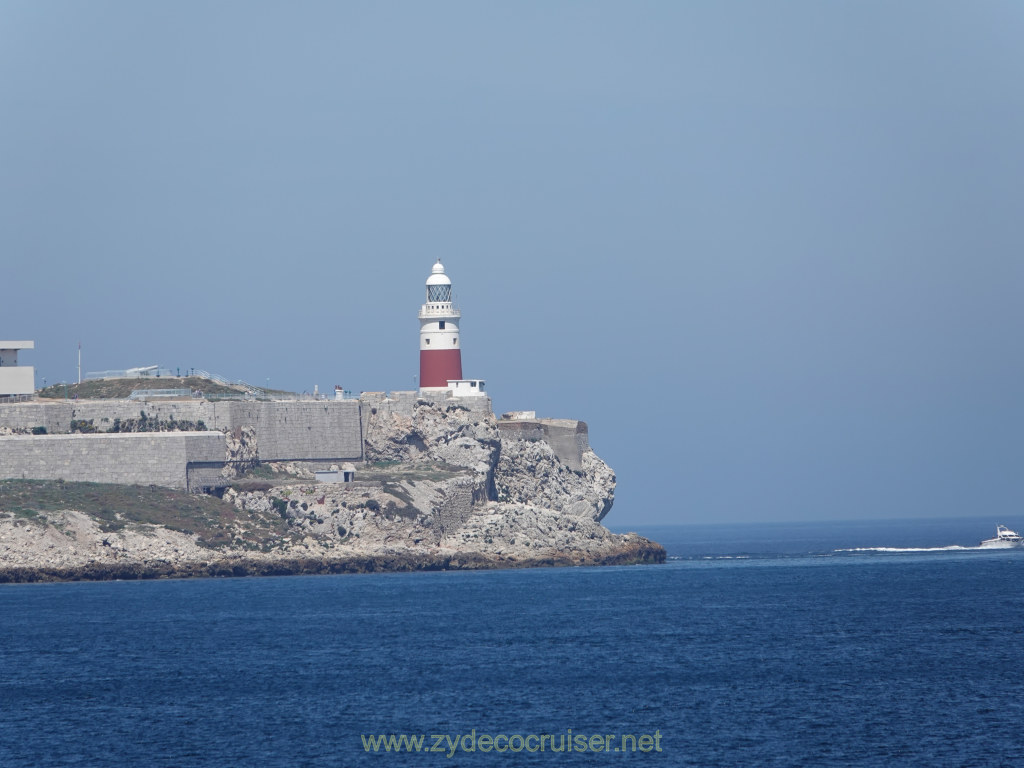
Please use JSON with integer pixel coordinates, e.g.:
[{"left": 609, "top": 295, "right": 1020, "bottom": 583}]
[
  {"left": 0, "top": 540, "right": 665, "bottom": 584},
  {"left": 0, "top": 398, "right": 665, "bottom": 583},
  {"left": 0, "top": 502, "right": 665, "bottom": 583}
]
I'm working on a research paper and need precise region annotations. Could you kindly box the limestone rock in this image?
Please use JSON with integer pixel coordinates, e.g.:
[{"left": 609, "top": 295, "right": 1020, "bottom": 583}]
[
  {"left": 222, "top": 425, "right": 258, "bottom": 478},
  {"left": 364, "top": 399, "right": 500, "bottom": 476},
  {"left": 494, "top": 436, "right": 616, "bottom": 522}
]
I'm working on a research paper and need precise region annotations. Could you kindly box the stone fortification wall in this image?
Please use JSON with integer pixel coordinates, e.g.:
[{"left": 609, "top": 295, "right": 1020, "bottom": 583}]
[
  {"left": 0, "top": 400, "right": 363, "bottom": 463},
  {"left": 221, "top": 401, "right": 362, "bottom": 462},
  {"left": 0, "top": 396, "right": 494, "bottom": 491},
  {"left": 496, "top": 418, "right": 589, "bottom": 471},
  {"left": 434, "top": 476, "right": 490, "bottom": 538},
  {"left": 0, "top": 401, "right": 222, "bottom": 434},
  {"left": 0, "top": 432, "right": 225, "bottom": 491},
  {"left": 0, "top": 402, "right": 74, "bottom": 434},
  {"left": 68, "top": 400, "right": 223, "bottom": 430},
  {"left": 359, "top": 392, "right": 410, "bottom": 442}
]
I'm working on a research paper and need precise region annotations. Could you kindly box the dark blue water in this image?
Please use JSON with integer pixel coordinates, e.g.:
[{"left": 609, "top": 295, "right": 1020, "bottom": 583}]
[{"left": 2, "top": 518, "right": 1023, "bottom": 767}]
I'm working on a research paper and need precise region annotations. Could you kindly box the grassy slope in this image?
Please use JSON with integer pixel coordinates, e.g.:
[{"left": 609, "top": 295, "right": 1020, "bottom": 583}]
[
  {"left": 0, "top": 479, "right": 287, "bottom": 548},
  {"left": 37, "top": 377, "right": 247, "bottom": 400}
]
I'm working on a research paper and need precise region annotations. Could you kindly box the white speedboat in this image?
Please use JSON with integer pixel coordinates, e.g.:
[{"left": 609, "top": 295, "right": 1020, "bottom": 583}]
[{"left": 979, "top": 525, "right": 1024, "bottom": 548}]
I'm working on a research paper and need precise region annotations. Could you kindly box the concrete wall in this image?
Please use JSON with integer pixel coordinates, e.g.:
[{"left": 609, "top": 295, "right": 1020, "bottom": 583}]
[
  {"left": 0, "top": 399, "right": 363, "bottom": 463},
  {"left": 222, "top": 401, "right": 362, "bottom": 462},
  {"left": 0, "top": 431, "right": 225, "bottom": 491},
  {"left": 0, "top": 402, "right": 71, "bottom": 433},
  {"left": 497, "top": 418, "right": 590, "bottom": 471},
  {"left": 0, "top": 368, "right": 34, "bottom": 397}
]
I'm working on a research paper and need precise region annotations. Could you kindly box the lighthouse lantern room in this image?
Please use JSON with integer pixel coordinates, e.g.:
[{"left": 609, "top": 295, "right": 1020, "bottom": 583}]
[{"left": 418, "top": 260, "right": 464, "bottom": 390}]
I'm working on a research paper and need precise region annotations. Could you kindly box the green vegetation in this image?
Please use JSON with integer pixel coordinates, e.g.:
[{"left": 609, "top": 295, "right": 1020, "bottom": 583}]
[
  {"left": 0, "top": 479, "right": 286, "bottom": 548},
  {"left": 226, "top": 464, "right": 305, "bottom": 492},
  {"left": 38, "top": 376, "right": 255, "bottom": 400}
]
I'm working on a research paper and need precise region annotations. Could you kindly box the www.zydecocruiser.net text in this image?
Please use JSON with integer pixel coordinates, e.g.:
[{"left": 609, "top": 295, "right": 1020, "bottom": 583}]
[{"left": 361, "top": 729, "right": 664, "bottom": 757}]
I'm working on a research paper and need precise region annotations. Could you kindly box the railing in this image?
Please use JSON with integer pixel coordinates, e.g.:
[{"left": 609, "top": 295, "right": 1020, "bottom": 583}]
[
  {"left": 417, "top": 306, "right": 461, "bottom": 319},
  {"left": 128, "top": 389, "right": 193, "bottom": 400},
  {"left": 86, "top": 368, "right": 176, "bottom": 380},
  {"left": 192, "top": 369, "right": 265, "bottom": 397},
  {"left": 0, "top": 393, "right": 33, "bottom": 404},
  {"left": 87, "top": 367, "right": 264, "bottom": 396}
]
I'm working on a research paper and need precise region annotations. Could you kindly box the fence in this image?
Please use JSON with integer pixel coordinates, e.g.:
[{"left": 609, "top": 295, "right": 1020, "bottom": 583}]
[
  {"left": 0, "top": 394, "right": 33, "bottom": 404},
  {"left": 128, "top": 389, "right": 193, "bottom": 400},
  {"left": 86, "top": 368, "right": 176, "bottom": 380}
]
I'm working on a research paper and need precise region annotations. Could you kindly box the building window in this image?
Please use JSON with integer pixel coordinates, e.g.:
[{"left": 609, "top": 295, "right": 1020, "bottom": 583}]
[
  {"left": 425, "top": 339, "right": 430, "bottom": 345},
  {"left": 439, "top": 321, "right": 445, "bottom": 330},
  {"left": 453, "top": 337, "right": 458, "bottom": 345}
]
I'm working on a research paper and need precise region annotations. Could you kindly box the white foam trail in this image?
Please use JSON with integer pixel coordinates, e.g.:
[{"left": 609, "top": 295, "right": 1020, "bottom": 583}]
[{"left": 837, "top": 546, "right": 971, "bottom": 553}]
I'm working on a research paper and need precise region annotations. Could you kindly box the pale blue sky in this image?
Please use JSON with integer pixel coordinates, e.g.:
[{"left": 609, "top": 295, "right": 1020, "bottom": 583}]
[{"left": 2, "top": 1, "right": 1022, "bottom": 525}]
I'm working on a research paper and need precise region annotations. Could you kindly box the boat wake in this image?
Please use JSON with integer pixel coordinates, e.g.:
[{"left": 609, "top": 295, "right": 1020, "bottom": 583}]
[{"left": 835, "top": 545, "right": 975, "bottom": 553}]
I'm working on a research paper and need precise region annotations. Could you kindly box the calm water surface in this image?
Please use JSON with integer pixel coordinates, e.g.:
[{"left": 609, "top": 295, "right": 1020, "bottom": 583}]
[{"left": 2, "top": 518, "right": 1022, "bottom": 767}]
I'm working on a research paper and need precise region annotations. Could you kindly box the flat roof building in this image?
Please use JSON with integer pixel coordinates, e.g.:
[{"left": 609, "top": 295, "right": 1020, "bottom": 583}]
[{"left": 0, "top": 341, "right": 34, "bottom": 398}]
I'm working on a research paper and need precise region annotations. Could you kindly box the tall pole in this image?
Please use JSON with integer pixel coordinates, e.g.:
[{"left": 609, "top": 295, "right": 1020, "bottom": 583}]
[{"left": 77, "top": 342, "right": 81, "bottom": 385}]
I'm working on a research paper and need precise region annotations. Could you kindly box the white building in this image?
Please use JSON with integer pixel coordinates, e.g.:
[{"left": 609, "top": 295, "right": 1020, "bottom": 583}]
[
  {"left": 447, "top": 379, "right": 487, "bottom": 397},
  {"left": 315, "top": 463, "right": 357, "bottom": 483},
  {"left": 0, "top": 341, "right": 35, "bottom": 397}
]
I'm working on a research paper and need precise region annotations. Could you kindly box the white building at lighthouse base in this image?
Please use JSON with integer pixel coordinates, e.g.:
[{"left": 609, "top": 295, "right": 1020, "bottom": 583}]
[{"left": 446, "top": 379, "right": 487, "bottom": 397}]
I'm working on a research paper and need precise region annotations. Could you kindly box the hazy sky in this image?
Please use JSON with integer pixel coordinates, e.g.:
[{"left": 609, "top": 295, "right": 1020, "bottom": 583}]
[{"left": 2, "top": 2, "right": 1022, "bottom": 525}]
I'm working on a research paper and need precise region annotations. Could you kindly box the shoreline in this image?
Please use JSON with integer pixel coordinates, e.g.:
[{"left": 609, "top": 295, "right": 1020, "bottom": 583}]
[{"left": 0, "top": 538, "right": 666, "bottom": 584}]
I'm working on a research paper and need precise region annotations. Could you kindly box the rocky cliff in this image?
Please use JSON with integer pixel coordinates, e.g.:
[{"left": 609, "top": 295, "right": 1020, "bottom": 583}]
[{"left": 0, "top": 400, "right": 664, "bottom": 581}]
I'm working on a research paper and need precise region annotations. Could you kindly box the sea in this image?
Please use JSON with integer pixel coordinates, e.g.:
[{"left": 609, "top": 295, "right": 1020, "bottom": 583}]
[{"left": 1, "top": 517, "right": 1022, "bottom": 767}]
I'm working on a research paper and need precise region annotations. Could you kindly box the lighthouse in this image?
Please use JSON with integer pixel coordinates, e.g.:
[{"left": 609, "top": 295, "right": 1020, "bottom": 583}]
[{"left": 418, "top": 260, "right": 464, "bottom": 389}]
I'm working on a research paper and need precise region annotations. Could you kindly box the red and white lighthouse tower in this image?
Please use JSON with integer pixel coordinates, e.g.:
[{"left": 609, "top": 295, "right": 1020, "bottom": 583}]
[{"left": 418, "top": 260, "right": 463, "bottom": 389}]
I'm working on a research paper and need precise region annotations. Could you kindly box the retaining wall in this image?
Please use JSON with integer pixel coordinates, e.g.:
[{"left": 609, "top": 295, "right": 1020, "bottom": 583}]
[
  {"left": 0, "top": 432, "right": 226, "bottom": 491},
  {"left": 0, "top": 400, "right": 363, "bottom": 463}
]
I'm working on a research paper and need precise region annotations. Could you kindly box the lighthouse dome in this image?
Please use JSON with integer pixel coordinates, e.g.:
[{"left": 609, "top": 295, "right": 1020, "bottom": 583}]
[{"left": 425, "top": 260, "right": 451, "bottom": 286}]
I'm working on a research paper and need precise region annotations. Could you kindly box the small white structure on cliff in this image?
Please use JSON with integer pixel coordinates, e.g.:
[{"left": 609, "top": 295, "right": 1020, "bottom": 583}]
[
  {"left": 315, "top": 463, "right": 356, "bottom": 483},
  {"left": 447, "top": 379, "right": 487, "bottom": 397},
  {"left": 0, "top": 341, "right": 34, "bottom": 398}
]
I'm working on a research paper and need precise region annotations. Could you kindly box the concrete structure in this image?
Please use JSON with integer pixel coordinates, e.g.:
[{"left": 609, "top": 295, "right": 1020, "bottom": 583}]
[
  {"left": 418, "top": 261, "right": 463, "bottom": 389},
  {"left": 0, "top": 431, "right": 225, "bottom": 491},
  {"left": 0, "top": 341, "right": 34, "bottom": 398},
  {"left": 0, "top": 395, "right": 401, "bottom": 490},
  {"left": 496, "top": 418, "right": 591, "bottom": 471},
  {"left": 447, "top": 379, "right": 487, "bottom": 397},
  {"left": 315, "top": 463, "right": 356, "bottom": 483},
  {"left": 0, "top": 399, "right": 363, "bottom": 464},
  {"left": 501, "top": 411, "right": 537, "bottom": 421}
]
